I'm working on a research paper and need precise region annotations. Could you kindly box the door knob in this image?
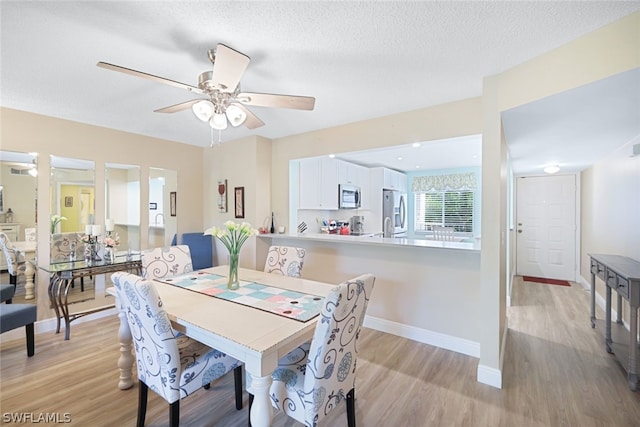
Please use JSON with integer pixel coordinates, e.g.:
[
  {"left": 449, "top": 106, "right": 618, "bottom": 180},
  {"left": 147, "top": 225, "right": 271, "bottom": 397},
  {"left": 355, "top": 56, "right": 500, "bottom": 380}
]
[{"left": 517, "top": 229, "right": 523, "bottom": 233}]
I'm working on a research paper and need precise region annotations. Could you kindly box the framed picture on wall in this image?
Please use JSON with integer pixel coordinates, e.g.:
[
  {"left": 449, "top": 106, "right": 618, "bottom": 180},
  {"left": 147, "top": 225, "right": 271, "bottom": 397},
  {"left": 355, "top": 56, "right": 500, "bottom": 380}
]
[
  {"left": 170, "top": 191, "right": 177, "bottom": 216},
  {"left": 218, "top": 180, "right": 228, "bottom": 213},
  {"left": 234, "top": 187, "right": 244, "bottom": 219},
  {"left": 65, "top": 196, "right": 73, "bottom": 207}
]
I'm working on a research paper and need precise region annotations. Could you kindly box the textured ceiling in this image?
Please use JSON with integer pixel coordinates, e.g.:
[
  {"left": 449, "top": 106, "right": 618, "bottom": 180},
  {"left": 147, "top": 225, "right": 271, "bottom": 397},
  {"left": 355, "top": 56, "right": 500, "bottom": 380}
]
[{"left": 1, "top": 1, "right": 639, "bottom": 173}]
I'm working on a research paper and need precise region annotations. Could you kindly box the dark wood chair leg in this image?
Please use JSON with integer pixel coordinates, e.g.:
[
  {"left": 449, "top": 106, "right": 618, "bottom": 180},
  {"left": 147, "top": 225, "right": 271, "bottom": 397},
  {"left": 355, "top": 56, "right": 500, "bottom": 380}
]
[
  {"left": 137, "top": 381, "right": 148, "bottom": 427},
  {"left": 6, "top": 298, "right": 12, "bottom": 304},
  {"left": 203, "top": 383, "right": 211, "bottom": 390},
  {"left": 234, "top": 365, "right": 243, "bottom": 410},
  {"left": 346, "top": 388, "right": 356, "bottom": 427},
  {"left": 247, "top": 393, "right": 254, "bottom": 427},
  {"left": 25, "top": 323, "right": 34, "bottom": 357},
  {"left": 169, "top": 401, "right": 180, "bottom": 427}
]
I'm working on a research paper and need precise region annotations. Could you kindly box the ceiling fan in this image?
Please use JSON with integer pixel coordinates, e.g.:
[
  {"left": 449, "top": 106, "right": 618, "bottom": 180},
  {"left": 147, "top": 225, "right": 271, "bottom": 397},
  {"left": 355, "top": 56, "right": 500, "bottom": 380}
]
[{"left": 97, "top": 43, "right": 315, "bottom": 138}]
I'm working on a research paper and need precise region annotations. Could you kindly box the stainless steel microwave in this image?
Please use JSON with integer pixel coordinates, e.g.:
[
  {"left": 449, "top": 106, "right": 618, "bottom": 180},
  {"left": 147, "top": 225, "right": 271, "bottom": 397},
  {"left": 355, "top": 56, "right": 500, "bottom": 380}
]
[{"left": 339, "top": 184, "right": 361, "bottom": 209}]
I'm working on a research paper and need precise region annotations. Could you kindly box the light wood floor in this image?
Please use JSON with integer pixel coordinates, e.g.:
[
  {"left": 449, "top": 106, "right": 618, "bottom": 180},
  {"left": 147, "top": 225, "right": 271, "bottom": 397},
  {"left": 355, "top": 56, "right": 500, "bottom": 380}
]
[
  {"left": 1, "top": 270, "right": 95, "bottom": 305},
  {"left": 1, "top": 277, "right": 639, "bottom": 426}
]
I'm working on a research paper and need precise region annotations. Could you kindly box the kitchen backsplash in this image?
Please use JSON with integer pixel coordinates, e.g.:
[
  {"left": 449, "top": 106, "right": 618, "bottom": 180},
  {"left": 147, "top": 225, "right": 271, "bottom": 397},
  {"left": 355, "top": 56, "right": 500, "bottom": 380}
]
[{"left": 296, "top": 209, "right": 374, "bottom": 234}]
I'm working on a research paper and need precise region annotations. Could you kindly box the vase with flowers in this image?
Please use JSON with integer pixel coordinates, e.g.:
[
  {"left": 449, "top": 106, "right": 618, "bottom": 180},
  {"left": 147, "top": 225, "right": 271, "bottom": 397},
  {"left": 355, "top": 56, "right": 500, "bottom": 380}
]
[
  {"left": 50, "top": 215, "right": 67, "bottom": 234},
  {"left": 204, "top": 220, "right": 256, "bottom": 290},
  {"left": 103, "top": 234, "right": 119, "bottom": 264}
]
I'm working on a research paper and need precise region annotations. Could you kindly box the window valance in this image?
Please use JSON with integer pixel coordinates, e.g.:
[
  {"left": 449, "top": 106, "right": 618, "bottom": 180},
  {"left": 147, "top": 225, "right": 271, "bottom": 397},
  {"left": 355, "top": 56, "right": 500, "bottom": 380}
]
[{"left": 411, "top": 173, "right": 477, "bottom": 192}]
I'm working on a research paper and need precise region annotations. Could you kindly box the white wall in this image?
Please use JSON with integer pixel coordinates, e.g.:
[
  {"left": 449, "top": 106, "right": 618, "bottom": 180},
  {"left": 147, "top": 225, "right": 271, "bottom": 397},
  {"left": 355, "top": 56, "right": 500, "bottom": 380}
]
[{"left": 580, "top": 137, "right": 640, "bottom": 321}]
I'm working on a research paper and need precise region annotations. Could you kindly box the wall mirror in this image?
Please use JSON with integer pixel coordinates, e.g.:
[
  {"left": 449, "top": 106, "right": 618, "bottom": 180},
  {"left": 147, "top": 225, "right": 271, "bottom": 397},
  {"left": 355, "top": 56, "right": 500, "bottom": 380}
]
[
  {"left": 106, "top": 163, "right": 140, "bottom": 254},
  {"left": 50, "top": 155, "right": 95, "bottom": 305},
  {"left": 0, "top": 150, "right": 38, "bottom": 303},
  {"left": 50, "top": 155, "right": 95, "bottom": 233},
  {"left": 148, "top": 167, "right": 177, "bottom": 248}
]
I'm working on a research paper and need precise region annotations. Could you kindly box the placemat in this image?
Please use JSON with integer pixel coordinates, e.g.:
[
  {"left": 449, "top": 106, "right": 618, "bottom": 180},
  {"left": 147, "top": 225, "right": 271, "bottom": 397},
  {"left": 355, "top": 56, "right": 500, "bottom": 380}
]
[{"left": 158, "top": 271, "right": 324, "bottom": 322}]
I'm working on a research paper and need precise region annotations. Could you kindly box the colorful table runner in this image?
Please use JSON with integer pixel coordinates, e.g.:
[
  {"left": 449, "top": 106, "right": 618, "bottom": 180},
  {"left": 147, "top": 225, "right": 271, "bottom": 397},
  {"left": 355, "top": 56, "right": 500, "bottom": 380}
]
[{"left": 158, "top": 271, "right": 324, "bottom": 322}]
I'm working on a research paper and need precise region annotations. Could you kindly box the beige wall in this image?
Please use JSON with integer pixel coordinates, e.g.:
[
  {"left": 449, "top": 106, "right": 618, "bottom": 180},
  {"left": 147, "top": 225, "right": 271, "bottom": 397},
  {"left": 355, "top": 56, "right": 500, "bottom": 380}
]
[
  {"left": 580, "top": 137, "right": 640, "bottom": 322},
  {"left": 0, "top": 107, "right": 204, "bottom": 319},
  {"left": 203, "top": 135, "right": 272, "bottom": 269}
]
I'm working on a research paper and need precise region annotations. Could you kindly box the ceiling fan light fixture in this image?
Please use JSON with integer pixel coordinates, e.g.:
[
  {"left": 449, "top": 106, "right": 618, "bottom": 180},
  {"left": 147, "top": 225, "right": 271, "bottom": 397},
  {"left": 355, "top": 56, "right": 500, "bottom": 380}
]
[
  {"left": 226, "top": 104, "right": 247, "bottom": 127},
  {"left": 210, "top": 112, "right": 228, "bottom": 130},
  {"left": 192, "top": 100, "right": 214, "bottom": 122}
]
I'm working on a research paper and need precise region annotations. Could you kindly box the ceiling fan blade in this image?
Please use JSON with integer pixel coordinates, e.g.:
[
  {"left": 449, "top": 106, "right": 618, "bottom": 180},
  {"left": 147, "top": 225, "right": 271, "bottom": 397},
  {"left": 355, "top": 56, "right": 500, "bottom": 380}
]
[
  {"left": 238, "top": 92, "right": 315, "bottom": 110},
  {"left": 234, "top": 103, "right": 265, "bottom": 129},
  {"left": 211, "top": 44, "right": 250, "bottom": 93},
  {"left": 154, "top": 99, "right": 205, "bottom": 113},
  {"left": 97, "top": 61, "right": 203, "bottom": 94}
]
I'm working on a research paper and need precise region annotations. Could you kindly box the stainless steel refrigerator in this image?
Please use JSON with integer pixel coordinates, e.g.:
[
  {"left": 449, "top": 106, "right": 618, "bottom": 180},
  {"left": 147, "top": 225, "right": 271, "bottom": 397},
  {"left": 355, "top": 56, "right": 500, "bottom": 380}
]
[{"left": 382, "top": 189, "right": 407, "bottom": 237}]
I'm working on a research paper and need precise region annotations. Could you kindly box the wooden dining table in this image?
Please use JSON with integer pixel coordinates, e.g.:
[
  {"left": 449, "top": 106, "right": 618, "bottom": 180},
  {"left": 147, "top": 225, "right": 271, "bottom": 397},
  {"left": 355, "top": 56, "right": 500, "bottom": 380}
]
[
  {"left": 12, "top": 240, "right": 37, "bottom": 300},
  {"left": 108, "top": 265, "right": 335, "bottom": 427}
]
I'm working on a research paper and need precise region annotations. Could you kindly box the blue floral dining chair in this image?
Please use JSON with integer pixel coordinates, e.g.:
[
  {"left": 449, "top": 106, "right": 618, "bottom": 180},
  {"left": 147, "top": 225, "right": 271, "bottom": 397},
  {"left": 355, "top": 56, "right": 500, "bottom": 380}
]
[
  {"left": 249, "top": 273, "right": 375, "bottom": 427},
  {"left": 0, "top": 232, "right": 27, "bottom": 291},
  {"left": 111, "top": 272, "right": 243, "bottom": 427},
  {"left": 141, "top": 245, "right": 193, "bottom": 280},
  {"left": 263, "top": 246, "right": 306, "bottom": 278}
]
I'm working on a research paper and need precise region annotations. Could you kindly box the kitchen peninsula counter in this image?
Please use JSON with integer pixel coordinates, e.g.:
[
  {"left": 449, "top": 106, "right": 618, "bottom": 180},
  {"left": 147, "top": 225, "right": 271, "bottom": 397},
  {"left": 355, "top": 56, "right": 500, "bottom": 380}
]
[
  {"left": 254, "top": 230, "right": 482, "bottom": 360},
  {"left": 257, "top": 232, "right": 480, "bottom": 252}
]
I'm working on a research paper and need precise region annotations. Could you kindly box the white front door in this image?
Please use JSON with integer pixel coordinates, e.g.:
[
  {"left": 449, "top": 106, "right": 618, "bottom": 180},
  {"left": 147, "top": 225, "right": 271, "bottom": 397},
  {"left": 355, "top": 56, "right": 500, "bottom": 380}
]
[{"left": 516, "top": 175, "right": 576, "bottom": 281}]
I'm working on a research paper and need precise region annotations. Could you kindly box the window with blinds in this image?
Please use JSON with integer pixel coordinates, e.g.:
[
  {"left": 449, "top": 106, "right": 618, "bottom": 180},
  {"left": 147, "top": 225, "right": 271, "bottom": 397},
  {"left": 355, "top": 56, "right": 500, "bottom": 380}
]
[{"left": 414, "top": 190, "right": 474, "bottom": 233}]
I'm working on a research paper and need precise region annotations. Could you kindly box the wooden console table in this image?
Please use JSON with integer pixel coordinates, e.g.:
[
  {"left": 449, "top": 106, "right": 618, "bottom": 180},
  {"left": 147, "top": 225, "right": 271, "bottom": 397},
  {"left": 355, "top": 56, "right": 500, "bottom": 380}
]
[
  {"left": 40, "top": 255, "right": 141, "bottom": 340},
  {"left": 589, "top": 253, "right": 640, "bottom": 391}
]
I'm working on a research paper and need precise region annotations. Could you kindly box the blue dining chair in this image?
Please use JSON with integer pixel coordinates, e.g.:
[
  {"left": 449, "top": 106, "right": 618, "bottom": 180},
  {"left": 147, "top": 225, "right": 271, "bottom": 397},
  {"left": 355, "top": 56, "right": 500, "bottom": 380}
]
[
  {"left": 181, "top": 233, "right": 213, "bottom": 271},
  {"left": 112, "top": 272, "right": 243, "bottom": 426}
]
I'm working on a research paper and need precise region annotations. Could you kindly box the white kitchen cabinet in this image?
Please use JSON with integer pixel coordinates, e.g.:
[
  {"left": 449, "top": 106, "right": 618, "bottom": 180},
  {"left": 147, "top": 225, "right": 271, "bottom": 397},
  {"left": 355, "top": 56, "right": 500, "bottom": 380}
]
[
  {"left": 0, "top": 223, "right": 20, "bottom": 271},
  {"left": 299, "top": 157, "right": 339, "bottom": 210},
  {"left": 338, "top": 160, "right": 362, "bottom": 185},
  {"left": 383, "top": 168, "right": 407, "bottom": 192}
]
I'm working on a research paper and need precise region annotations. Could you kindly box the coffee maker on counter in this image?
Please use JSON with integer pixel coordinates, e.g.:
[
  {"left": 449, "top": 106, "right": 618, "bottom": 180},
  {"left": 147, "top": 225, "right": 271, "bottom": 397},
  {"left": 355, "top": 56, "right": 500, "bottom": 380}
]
[{"left": 350, "top": 215, "right": 365, "bottom": 235}]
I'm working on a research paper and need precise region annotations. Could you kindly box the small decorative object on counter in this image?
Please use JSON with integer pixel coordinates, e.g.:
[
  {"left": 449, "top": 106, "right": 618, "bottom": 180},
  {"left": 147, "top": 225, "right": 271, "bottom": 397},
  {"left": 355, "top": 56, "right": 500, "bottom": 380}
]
[
  {"left": 5, "top": 208, "right": 13, "bottom": 223},
  {"left": 204, "top": 220, "right": 257, "bottom": 290},
  {"left": 270, "top": 212, "right": 276, "bottom": 234}
]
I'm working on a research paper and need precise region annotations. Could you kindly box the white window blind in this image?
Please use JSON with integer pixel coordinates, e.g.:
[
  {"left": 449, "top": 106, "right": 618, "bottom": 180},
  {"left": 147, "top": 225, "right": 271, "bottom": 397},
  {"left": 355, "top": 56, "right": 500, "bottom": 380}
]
[{"left": 414, "top": 190, "right": 474, "bottom": 233}]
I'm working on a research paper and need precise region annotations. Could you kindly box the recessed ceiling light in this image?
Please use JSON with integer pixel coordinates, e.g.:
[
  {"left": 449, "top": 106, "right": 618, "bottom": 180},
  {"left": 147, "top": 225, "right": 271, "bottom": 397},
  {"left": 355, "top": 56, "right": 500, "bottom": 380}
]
[
  {"left": 543, "top": 165, "right": 560, "bottom": 174},
  {"left": 328, "top": 154, "right": 335, "bottom": 158},
  {"left": 397, "top": 156, "right": 403, "bottom": 161},
  {"left": 415, "top": 165, "right": 420, "bottom": 169},
  {"left": 412, "top": 143, "right": 421, "bottom": 148}
]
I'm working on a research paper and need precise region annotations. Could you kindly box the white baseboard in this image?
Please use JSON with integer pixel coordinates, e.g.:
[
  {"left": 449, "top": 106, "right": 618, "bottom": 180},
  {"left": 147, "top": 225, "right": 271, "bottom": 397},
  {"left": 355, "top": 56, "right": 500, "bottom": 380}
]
[
  {"left": 577, "top": 273, "right": 629, "bottom": 331},
  {"left": 0, "top": 307, "right": 118, "bottom": 344},
  {"left": 363, "top": 314, "right": 480, "bottom": 358},
  {"left": 477, "top": 363, "right": 503, "bottom": 389}
]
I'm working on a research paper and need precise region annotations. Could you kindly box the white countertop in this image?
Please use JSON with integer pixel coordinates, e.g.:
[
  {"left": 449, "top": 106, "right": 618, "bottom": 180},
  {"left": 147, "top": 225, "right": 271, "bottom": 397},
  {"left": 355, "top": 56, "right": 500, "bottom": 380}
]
[{"left": 257, "top": 232, "right": 480, "bottom": 252}]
